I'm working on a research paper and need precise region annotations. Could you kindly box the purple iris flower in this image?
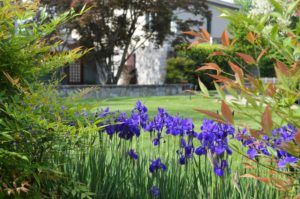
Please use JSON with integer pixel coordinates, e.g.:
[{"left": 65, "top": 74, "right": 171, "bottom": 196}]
[
  {"left": 131, "top": 101, "right": 149, "bottom": 129},
  {"left": 195, "top": 147, "right": 207, "bottom": 155},
  {"left": 149, "top": 158, "right": 167, "bottom": 173},
  {"left": 247, "top": 148, "right": 257, "bottom": 159},
  {"left": 196, "top": 119, "right": 234, "bottom": 157},
  {"left": 278, "top": 156, "right": 298, "bottom": 168},
  {"left": 179, "top": 155, "right": 186, "bottom": 165},
  {"left": 152, "top": 137, "right": 161, "bottom": 146},
  {"left": 150, "top": 186, "right": 160, "bottom": 197},
  {"left": 128, "top": 149, "right": 138, "bottom": 160},
  {"left": 213, "top": 160, "right": 229, "bottom": 177}
]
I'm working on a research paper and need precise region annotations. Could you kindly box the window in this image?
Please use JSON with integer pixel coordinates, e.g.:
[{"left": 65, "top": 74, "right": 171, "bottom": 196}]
[{"left": 68, "top": 62, "right": 82, "bottom": 84}]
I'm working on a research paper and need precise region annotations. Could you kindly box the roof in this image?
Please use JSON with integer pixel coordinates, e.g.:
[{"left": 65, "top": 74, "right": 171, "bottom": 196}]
[{"left": 207, "top": 0, "right": 240, "bottom": 10}]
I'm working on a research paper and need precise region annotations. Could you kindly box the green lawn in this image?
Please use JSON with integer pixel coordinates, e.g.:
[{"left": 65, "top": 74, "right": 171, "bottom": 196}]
[
  {"left": 76, "top": 95, "right": 259, "bottom": 127},
  {"left": 68, "top": 95, "right": 286, "bottom": 198}
]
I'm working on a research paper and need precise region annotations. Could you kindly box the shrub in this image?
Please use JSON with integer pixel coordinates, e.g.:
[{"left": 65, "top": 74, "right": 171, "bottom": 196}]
[
  {"left": 185, "top": 0, "right": 300, "bottom": 195},
  {"left": 166, "top": 44, "right": 233, "bottom": 89},
  {"left": 0, "top": 1, "right": 90, "bottom": 197},
  {"left": 0, "top": 0, "right": 85, "bottom": 95}
]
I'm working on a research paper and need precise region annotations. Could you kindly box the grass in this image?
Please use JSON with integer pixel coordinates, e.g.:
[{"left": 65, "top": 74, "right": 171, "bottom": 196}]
[
  {"left": 63, "top": 95, "right": 298, "bottom": 198},
  {"left": 76, "top": 95, "right": 259, "bottom": 127}
]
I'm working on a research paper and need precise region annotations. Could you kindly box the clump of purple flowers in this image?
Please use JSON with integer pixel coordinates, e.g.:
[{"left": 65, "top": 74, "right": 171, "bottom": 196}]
[
  {"left": 145, "top": 107, "right": 170, "bottom": 146},
  {"left": 94, "top": 100, "right": 299, "bottom": 180},
  {"left": 96, "top": 101, "right": 149, "bottom": 140},
  {"left": 236, "top": 128, "right": 271, "bottom": 159},
  {"left": 236, "top": 124, "right": 299, "bottom": 168},
  {"left": 195, "top": 119, "right": 234, "bottom": 176},
  {"left": 149, "top": 158, "right": 167, "bottom": 173}
]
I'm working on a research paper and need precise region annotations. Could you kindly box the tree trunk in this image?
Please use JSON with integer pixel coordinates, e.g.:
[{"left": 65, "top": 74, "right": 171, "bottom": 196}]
[
  {"left": 113, "top": 43, "right": 131, "bottom": 84},
  {"left": 95, "top": 56, "right": 109, "bottom": 85}
]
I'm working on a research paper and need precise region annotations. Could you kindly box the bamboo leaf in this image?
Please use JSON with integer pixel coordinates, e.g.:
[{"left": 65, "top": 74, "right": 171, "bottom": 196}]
[
  {"left": 200, "top": 28, "right": 211, "bottom": 41},
  {"left": 275, "top": 59, "right": 289, "bottom": 76},
  {"left": 236, "top": 52, "right": 256, "bottom": 65},
  {"left": 295, "top": 129, "right": 300, "bottom": 144},
  {"left": 221, "top": 100, "right": 233, "bottom": 124},
  {"left": 194, "top": 109, "right": 224, "bottom": 122},
  {"left": 246, "top": 32, "right": 255, "bottom": 43},
  {"left": 209, "top": 51, "right": 227, "bottom": 57},
  {"left": 261, "top": 106, "right": 273, "bottom": 135},
  {"left": 195, "top": 63, "right": 222, "bottom": 75},
  {"left": 182, "top": 31, "right": 201, "bottom": 37},
  {"left": 257, "top": 49, "right": 267, "bottom": 62},
  {"left": 198, "top": 77, "right": 209, "bottom": 97},
  {"left": 240, "top": 173, "right": 258, "bottom": 179},
  {"left": 269, "top": 0, "right": 283, "bottom": 13},
  {"left": 221, "top": 31, "right": 230, "bottom": 47},
  {"left": 214, "top": 81, "right": 225, "bottom": 100}
]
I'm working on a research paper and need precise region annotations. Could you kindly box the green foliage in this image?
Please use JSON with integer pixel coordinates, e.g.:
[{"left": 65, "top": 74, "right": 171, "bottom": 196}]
[
  {"left": 191, "top": 0, "right": 300, "bottom": 193},
  {"left": 222, "top": 0, "right": 300, "bottom": 77},
  {"left": 0, "top": 0, "right": 86, "bottom": 94},
  {"left": 166, "top": 44, "right": 233, "bottom": 89},
  {"left": 60, "top": 133, "right": 281, "bottom": 199},
  {"left": 0, "top": 1, "right": 93, "bottom": 197}
]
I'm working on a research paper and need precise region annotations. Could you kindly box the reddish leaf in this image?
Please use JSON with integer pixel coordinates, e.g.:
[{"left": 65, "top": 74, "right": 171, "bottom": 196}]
[
  {"left": 287, "top": 32, "right": 297, "bottom": 40},
  {"left": 291, "top": 61, "right": 300, "bottom": 74},
  {"left": 249, "top": 129, "right": 261, "bottom": 139},
  {"left": 209, "top": 51, "right": 227, "bottom": 57},
  {"left": 275, "top": 60, "right": 289, "bottom": 76},
  {"left": 207, "top": 74, "right": 233, "bottom": 84},
  {"left": 246, "top": 32, "right": 255, "bottom": 43},
  {"left": 228, "top": 61, "right": 244, "bottom": 77},
  {"left": 194, "top": 109, "right": 224, "bottom": 122},
  {"left": 187, "top": 39, "right": 207, "bottom": 49},
  {"left": 221, "top": 31, "right": 230, "bottom": 47},
  {"left": 261, "top": 106, "right": 273, "bottom": 135},
  {"left": 266, "top": 83, "right": 276, "bottom": 97},
  {"left": 221, "top": 100, "right": 233, "bottom": 124},
  {"left": 246, "top": 75, "right": 260, "bottom": 89},
  {"left": 230, "top": 38, "right": 238, "bottom": 47},
  {"left": 257, "top": 177, "right": 271, "bottom": 185},
  {"left": 195, "top": 63, "right": 222, "bottom": 75},
  {"left": 272, "top": 178, "right": 289, "bottom": 191},
  {"left": 257, "top": 49, "right": 267, "bottom": 62},
  {"left": 200, "top": 28, "right": 211, "bottom": 41},
  {"left": 182, "top": 31, "right": 201, "bottom": 37},
  {"left": 236, "top": 53, "right": 256, "bottom": 65},
  {"left": 295, "top": 129, "right": 300, "bottom": 144},
  {"left": 242, "top": 162, "right": 255, "bottom": 169},
  {"left": 240, "top": 173, "right": 257, "bottom": 179}
]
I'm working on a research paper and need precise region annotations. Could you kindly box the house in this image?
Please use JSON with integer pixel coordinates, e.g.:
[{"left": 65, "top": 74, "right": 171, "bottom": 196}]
[{"left": 61, "top": 0, "right": 239, "bottom": 85}]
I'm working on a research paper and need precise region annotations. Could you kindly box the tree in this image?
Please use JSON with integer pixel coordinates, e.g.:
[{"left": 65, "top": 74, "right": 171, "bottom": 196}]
[{"left": 40, "top": 0, "right": 210, "bottom": 84}]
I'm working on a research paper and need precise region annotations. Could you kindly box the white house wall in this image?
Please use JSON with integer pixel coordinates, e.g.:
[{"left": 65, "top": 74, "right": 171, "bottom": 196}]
[{"left": 130, "top": 2, "right": 236, "bottom": 85}]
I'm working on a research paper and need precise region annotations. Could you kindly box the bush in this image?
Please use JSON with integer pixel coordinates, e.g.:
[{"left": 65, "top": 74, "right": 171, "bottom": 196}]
[
  {"left": 187, "top": 0, "right": 300, "bottom": 194},
  {"left": 0, "top": 0, "right": 85, "bottom": 95},
  {"left": 166, "top": 44, "right": 233, "bottom": 89},
  {"left": 0, "top": 1, "right": 91, "bottom": 197},
  {"left": 166, "top": 41, "right": 276, "bottom": 90}
]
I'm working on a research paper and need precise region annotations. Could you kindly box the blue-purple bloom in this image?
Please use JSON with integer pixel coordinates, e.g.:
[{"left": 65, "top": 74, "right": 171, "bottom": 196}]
[
  {"left": 128, "top": 149, "right": 138, "bottom": 160},
  {"left": 149, "top": 158, "right": 167, "bottom": 173},
  {"left": 150, "top": 186, "right": 160, "bottom": 197},
  {"left": 196, "top": 119, "right": 234, "bottom": 157},
  {"left": 237, "top": 125, "right": 299, "bottom": 169},
  {"left": 179, "top": 155, "right": 186, "bottom": 165},
  {"left": 214, "top": 160, "right": 229, "bottom": 177},
  {"left": 278, "top": 156, "right": 298, "bottom": 168},
  {"left": 131, "top": 100, "right": 149, "bottom": 129}
]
